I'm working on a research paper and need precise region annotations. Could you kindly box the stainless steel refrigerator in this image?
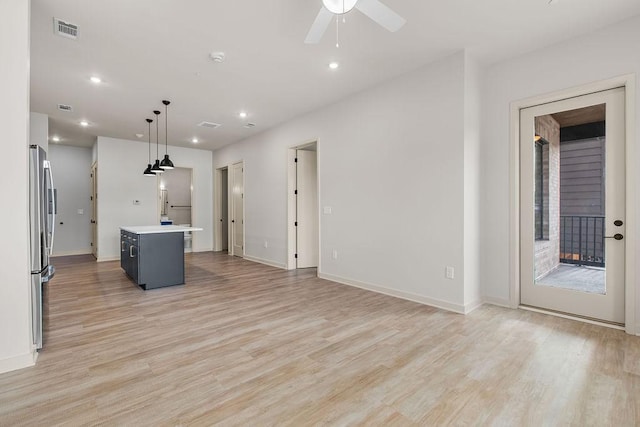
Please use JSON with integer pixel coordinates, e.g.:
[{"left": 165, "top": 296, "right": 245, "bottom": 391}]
[{"left": 29, "top": 144, "right": 56, "bottom": 350}]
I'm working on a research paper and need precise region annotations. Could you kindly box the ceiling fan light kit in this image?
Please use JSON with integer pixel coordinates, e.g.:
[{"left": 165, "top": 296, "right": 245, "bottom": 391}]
[
  {"left": 305, "top": 0, "right": 406, "bottom": 44},
  {"left": 322, "top": 0, "right": 358, "bottom": 14}
]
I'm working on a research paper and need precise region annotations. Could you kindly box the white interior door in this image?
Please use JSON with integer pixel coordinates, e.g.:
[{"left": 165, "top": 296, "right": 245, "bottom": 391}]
[
  {"left": 520, "top": 88, "right": 625, "bottom": 324},
  {"left": 91, "top": 162, "right": 97, "bottom": 259},
  {"left": 231, "top": 162, "right": 244, "bottom": 257},
  {"left": 296, "top": 149, "right": 318, "bottom": 268}
]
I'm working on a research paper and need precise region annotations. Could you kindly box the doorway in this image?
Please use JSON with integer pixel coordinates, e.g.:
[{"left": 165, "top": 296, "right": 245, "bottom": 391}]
[
  {"left": 230, "top": 162, "right": 244, "bottom": 257},
  {"left": 158, "top": 167, "right": 193, "bottom": 252},
  {"left": 90, "top": 162, "right": 97, "bottom": 259},
  {"left": 287, "top": 142, "right": 319, "bottom": 269},
  {"left": 520, "top": 88, "right": 626, "bottom": 324}
]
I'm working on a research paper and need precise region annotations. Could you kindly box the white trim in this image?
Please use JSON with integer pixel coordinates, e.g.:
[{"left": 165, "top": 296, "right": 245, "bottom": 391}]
[
  {"left": 243, "top": 255, "right": 287, "bottom": 269},
  {"left": 509, "top": 74, "right": 637, "bottom": 334},
  {"left": 52, "top": 249, "right": 92, "bottom": 257},
  {"left": 464, "top": 299, "right": 484, "bottom": 314},
  {"left": 191, "top": 247, "right": 213, "bottom": 253},
  {"left": 214, "top": 168, "right": 221, "bottom": 251},
  {"left": 0, "top": 351, "right": 36, "bottom": 374},
  {"left": 97, "top": 256, "right": 119, "bottom": 262},
  {"left": 318, "top": 272, "right": 467, "bottom": 314},
  {"left": 519, "top": 305, "right": 625, "bottom": 331},
  {"left": 623, "top": 78, "right": 637, "bottom": 335},
  {"left": 483, "top": 296, "right": 512, "bottom": 308}
]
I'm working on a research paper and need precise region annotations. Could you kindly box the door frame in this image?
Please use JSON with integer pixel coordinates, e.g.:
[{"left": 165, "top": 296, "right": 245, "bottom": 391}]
[
  {"left": 90, "top": 161, "right": 98, "bottom": 259},
  {"left": 508, "top": 75, "right": 636, "bottom": 334},
  {"left": 229, "top": 161, "right": 245, "bottom": 257},
  {"left": 287, "top": 140, "right": 320, "bottom": 271},
  {"left": 214, "top": 166, "right": 230, "bottom": 252}
]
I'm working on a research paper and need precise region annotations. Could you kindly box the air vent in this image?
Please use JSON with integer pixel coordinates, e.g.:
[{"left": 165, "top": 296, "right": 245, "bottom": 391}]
[
  {"left": 57, "top": 104, "right": 73, "bottom": 112},
  {"left": 243, "top": 123, "right": 256, "bottom": 129},
  {"left": 197, "top": 121, "right": 221, "bottom": 129},
  {"left": 53, "top": 18, "right": 78, "bottom": 40}
]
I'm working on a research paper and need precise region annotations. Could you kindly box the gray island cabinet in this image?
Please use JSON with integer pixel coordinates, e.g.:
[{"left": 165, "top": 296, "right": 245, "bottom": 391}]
[{"left": 120, "top": 225, "right": 202, "bottom": 290}]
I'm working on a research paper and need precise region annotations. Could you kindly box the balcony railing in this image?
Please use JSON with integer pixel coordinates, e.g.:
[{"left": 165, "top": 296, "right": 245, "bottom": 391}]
[{"left": 560, "top": 215, "right": 605, "bottom": 267}]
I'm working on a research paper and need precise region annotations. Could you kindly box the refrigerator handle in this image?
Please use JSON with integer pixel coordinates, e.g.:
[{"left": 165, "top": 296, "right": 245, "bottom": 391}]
[{"left": 44, "top": 160, "right": 56, "bottom": 255}]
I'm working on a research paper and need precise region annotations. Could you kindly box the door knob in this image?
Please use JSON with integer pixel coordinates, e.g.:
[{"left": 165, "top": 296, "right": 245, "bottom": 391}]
[
  {"left": 614, "top": 220, "right": 623, "bottom": 226},
  {"left": 605, "top": 233, "right": 624, "bottom": 240},
  {"left": 232, "top": 220, "right": 235, "bottom": 223}
]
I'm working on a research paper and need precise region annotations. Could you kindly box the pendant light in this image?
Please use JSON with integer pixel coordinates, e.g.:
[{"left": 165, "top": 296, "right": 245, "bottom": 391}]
[
  {"left": 151, "top": 110, "right": 164, "bottom": 174},
  {"left": 143, "top": 118, "right": 155, "bottom": 176},
  {"left": 159, "top": 100, "right": 175, "bottom": 170}
]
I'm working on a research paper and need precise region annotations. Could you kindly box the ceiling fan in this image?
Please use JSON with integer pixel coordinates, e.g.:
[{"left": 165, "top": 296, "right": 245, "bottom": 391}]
[{"left": 305, "top": 0, "right": 406, "bottom": 44}]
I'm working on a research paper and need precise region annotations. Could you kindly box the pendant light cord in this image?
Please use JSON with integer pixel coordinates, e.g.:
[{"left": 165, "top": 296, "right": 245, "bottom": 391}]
[
  {"left": 165, "top": 104, "right": 168, "bottom": 155},
  {"left": 154, "top": 111, "right": 160, "bottom": 159},
  {"left": 148, "top": 121, "right": 152, "bottom": 162}
]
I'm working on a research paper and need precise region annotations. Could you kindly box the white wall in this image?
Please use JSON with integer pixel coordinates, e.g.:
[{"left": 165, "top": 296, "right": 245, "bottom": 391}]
[
  {"left": 481, "top": 14, "right": 640, "bottom": 320},
  {"left": 0, "top": 0, "right": 34, "bottom": 373},
  {"left": 29, "top": 112, "right": 48, "bottom": 151},
  {"left": 213, "top": 51, "right": 482, "bottom": 312},
  {"left": 463, "top": 53, "right": 482, "bottom": 310},
  {"left": 48, "top": 144, "right": 93, "bottom": 256},
  {"left": 96, "top": 137, "right": 213, "bottom": 260}
]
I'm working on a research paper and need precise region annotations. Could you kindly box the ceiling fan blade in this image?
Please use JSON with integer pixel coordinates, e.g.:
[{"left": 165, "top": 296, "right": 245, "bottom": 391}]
[
  {"left": 305, "top": 7, "right": 334, "bottom": 44},
  {"left": 355, "top": 0, "right": 406, "bottom": 32}
]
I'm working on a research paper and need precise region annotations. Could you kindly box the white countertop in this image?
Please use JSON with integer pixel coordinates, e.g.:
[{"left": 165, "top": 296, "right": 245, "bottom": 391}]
[{"left": 120, "top": 225, "right": 203, "bottom": 234}]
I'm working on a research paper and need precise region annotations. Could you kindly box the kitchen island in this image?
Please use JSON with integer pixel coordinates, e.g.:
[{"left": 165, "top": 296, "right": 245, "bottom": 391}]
[{"left": 120, "top": 225, "right": 203, "bottom": 290}]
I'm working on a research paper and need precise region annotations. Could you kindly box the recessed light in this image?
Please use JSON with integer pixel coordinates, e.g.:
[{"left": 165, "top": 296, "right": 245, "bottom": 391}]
[
  {"left": 90, "top": 76, "right": 102, "bottom": 84},
  {"left": 192, "top": 137, "right": 199, "bottom": 143},
  {"left": 239, "top": 111, "right": 248, "bottom": 119},
  {"left": 329, "top": 62, "right": 339, "bottom": 70},
  {"left": 80, "top": 120, "right": 89, "bottom": 127},
  {"left": 52, "top": 136, "right": 60, "bottom": 142},
  {"left": 548, "top": 0, "right": 559, "bottom": 4}
]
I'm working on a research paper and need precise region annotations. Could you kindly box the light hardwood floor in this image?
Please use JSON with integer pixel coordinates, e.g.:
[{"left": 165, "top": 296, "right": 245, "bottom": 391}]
[{"left": 1, "top": 252, "right": 639, "bottom": 426}]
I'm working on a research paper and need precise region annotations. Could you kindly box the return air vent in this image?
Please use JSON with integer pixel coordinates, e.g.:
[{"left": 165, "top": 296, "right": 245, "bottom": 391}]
[
  {"left": 197, "top": 121, "right": 221, "bottom": 129},
  {"left": 57, "top": 104, "right": 73, "bottom": 112},
  {"left": 243, "top": 123, "right": 256, "bottom": 129},
  {"left": 53, "top": 18, "right": 78, "bottom": 40}
]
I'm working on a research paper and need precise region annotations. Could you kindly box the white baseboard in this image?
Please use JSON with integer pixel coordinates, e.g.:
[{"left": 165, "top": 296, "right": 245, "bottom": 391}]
[
  {"left": 318, "top": 272, "right": 466, "bottom": 314},
  {"left": 464, "top": 299, "right": 484, "bottom": 314},
  {"left": 97, "top": 256, "right": 119, "bottom": 263},
  {"left": 243, "top": 255, "right": 287, "bottom": 269},
  {"left": 0, "top": 351, "right": 36, "bottom": 374},
  {"left": 483, "top": 296, "right": 512, "bottom": 308},
  {"left": 52, "top": 249, "right": 92, "bottom": 257},
  {"left": 192, "top": 247, "right": 214, "bottom": 253}
]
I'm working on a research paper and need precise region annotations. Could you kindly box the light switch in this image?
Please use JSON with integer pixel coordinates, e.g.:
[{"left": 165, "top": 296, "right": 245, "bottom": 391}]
[
  {"left": 323, "top": 206, "right": 332, "bottom": 214},
  {"left": 77, "top": 209, "right": 84, "bottom": 215}
]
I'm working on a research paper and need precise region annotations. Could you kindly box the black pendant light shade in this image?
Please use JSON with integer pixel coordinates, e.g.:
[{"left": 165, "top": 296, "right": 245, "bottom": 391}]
[
  {"left": 160, "top": 100, "right": 174, "bottom": 170},
  {"left": 151, "top": 110, "right": 164, "bottom": 174},
  {"left": 143, "top": 118, "right": 155, "bottom": 176}
]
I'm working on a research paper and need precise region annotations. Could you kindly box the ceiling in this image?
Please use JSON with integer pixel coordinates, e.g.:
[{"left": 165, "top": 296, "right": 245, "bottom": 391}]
[
  {"left": 552, "top": 104, "right": 606, "bottom": 127},
  {"left": 31, "top": 0, "right": 640, "bottom": 151}
]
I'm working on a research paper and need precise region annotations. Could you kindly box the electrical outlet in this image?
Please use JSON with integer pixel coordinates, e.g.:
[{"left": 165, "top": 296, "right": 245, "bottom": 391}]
[
  {"left": 264, "top": 240, "right": 268, "bottom": 248},
  {"left": 332, "top": 249, "right": 338, "bottom": 260},
  {"left": 77, "top": 209, "right": 84, "bottom": 215},
  {"left": 445, "top": 266, "right": 455, "bottom": 279},
  {"left": 323, "top": 206, "right": 332, "bottom": 214}
]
